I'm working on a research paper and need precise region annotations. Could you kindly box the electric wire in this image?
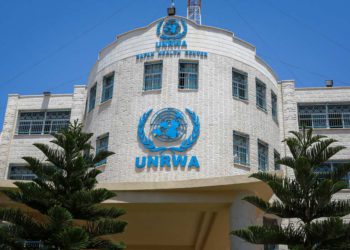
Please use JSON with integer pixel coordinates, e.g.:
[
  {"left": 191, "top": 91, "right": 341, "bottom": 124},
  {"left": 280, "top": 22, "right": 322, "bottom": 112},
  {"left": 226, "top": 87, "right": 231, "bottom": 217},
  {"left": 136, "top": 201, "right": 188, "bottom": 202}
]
[
  {"left": 224, "top": 0, "right": 301, "bottom": 83},
  {"left": 0, "top": 0, "right": 135, "bottom": 89},
  {"left": 225, "top": 0, "right": 350, "bottom": 85},
  {"left": 265, "top": 0, "right": 350, "bottom": 55}
]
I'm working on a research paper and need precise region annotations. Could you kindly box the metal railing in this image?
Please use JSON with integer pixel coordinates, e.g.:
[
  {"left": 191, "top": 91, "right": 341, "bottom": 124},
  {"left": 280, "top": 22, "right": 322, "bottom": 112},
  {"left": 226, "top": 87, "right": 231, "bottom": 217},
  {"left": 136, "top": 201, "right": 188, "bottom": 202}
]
[
  {"left": 24, "top": 241, "right": 44, "bottom": 249},
  {"left": 9, "top": 173, "right": 37, "bottom": 180},
  {"left": 18, "top": 119, "right": 69, "bottom": 135},
  {"left": 299, "top": 113, "right": 350, "bottom": 129}
]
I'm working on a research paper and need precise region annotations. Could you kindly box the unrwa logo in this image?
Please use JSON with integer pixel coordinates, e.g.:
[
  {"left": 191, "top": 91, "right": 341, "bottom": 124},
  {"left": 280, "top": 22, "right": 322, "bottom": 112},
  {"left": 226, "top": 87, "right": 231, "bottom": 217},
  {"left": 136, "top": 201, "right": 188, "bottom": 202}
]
[
  {"left": 136, "top": 108, "right": 200, "bottom": 170},
  {"left": 156, "top": 18, "right": 187, "bottom": 40}
]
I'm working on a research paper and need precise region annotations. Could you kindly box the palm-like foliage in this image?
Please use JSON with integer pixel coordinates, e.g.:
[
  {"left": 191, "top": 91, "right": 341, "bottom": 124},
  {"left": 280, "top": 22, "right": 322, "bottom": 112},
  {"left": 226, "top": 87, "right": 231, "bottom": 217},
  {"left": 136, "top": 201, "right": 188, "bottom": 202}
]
[
  {"left": 0, "top": 121, "right": 127, "bottom": 249},
  {"left": 232, "top": 128, "right": 350, "bottom": 249}
]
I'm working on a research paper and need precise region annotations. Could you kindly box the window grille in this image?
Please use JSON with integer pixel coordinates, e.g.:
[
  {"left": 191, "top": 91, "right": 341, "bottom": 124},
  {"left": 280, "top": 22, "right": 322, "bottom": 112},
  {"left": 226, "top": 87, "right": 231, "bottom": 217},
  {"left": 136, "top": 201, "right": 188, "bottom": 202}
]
[
  {"left": 24, "top": 241, "right": 44, "bottom": 249},
  {"left": 96, "top": 134, "right": 109, "bottom": 166},
  {"left": 88, "top": 84, "right": 97, "bottom": 112},
  {"left": 232, "top": 70, "right": 248, "bottom": 100},
  {"left": 256, "top": 79, "right": 267, "bottom": 110},
  {"left": 8, "top": 166, "right": 36, "bottom": 180},
  {"left": 179, "top": 62, "right": 198, "bottom": 90},
  {"left": 17, "top": 110, "right": 70, "bottom": 135},
  {"left": 233, "top": 131, "right": 249, "bottom": 166},
  {"left": 271, "top": 91, "right": 278, "bottom": 122},
  {"left": 102, "top": 73, "right": 114, "bottom": 102},
  {"left": 258, "top": 140, "right": 268, "bottom": 171},
  {"left": 315, "top": 162, "right": 350, "bottom": 188},
  {"left": 298, "top": 104, "right": 350, "bottom": 129},
  {"left": 144, "top": 62, "right": 162, "bottom": 91},
  {"left": 274, "top": 150, "right": 280, "bottom": 170}
]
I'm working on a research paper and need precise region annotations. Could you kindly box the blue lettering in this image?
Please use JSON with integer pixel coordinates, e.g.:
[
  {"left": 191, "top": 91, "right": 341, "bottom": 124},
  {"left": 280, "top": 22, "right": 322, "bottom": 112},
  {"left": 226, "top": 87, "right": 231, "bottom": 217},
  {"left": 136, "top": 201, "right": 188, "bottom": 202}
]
[
  {"left": 160, "top": 155, "right": 171, "bottom": 168},
  {"left": 135, "top": 156, "right": 146, "bottom": 169},
  {"left": 188, "top": 156, "right": 200, "bottom": 169},
  {"left": 172, "top": 155, "right": 188, "bottom": 168},
  {"left": 147, "top": 156, "right": 159, "bottom": 168}
]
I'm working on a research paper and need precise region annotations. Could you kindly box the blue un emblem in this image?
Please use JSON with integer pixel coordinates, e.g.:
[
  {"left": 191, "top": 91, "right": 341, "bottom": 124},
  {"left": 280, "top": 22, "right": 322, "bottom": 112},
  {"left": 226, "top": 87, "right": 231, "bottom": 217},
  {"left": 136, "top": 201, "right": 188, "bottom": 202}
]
[
  {"left": 163, "top": 19, "right": 181, "bottom": 36},
  {"left": 138, "top": 108, "right": 200, "bottom": 153},
  {"left": 150, "top": 108, "right": 187, "bottom": 142},
  {"left": 156, "top": 18, "right": 187, "bottom": 40}
]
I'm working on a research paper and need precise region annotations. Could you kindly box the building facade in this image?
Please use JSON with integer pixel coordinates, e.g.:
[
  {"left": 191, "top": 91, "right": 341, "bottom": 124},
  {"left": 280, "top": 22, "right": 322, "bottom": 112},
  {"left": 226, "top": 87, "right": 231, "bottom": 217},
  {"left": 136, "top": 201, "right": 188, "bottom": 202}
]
[{"left": 0, "top": 15, "right": 349, "bottom": 250}]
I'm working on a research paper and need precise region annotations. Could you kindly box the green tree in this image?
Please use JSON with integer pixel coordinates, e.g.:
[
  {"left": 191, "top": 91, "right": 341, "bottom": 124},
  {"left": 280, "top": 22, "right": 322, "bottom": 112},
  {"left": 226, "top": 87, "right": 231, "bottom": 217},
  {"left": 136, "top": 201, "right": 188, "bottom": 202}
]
[
  {"left": 0, "top": 122, "right": 127, "bottom": 249},
  {"left": 232, "top": 128, "right": 350, "bottom": 249}
]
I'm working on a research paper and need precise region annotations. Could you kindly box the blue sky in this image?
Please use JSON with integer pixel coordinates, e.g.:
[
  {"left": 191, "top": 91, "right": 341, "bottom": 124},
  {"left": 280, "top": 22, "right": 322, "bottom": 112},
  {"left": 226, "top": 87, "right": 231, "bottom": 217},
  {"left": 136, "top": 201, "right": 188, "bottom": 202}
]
[{"left": 1, "top": 0, "right": 350, "bottom": 131}]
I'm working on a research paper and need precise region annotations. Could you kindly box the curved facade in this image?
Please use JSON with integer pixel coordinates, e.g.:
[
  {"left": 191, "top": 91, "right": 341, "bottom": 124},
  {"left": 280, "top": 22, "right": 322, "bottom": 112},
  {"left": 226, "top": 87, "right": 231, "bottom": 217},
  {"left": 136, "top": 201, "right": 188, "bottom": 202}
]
[{"left": 84, "top": 16, "right": 281, "bottom": 183}]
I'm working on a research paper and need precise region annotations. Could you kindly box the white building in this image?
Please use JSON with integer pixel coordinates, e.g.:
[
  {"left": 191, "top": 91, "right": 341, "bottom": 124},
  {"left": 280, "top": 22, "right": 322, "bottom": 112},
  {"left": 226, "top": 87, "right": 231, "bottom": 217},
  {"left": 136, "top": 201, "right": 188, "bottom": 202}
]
[{"left": 0, "top": 10, "right": 349, "bottom": 250}]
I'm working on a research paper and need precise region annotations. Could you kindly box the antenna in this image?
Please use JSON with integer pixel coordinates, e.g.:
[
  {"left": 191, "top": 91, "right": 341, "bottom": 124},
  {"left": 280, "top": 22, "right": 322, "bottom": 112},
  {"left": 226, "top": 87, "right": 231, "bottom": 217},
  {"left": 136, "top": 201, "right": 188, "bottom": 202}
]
[{"left": 187, "top": 0, "right": 202, "bottom": 25}]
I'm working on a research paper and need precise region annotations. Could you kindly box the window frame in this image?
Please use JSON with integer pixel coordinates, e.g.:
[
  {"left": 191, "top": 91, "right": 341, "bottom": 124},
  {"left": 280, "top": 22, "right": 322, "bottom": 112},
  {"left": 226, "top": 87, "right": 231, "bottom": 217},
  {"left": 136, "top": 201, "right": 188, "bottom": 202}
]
[
  {"left": 258, "top": 140, "right": 269, "bottom": 172},
  {"left": 88, "top": 83, "right": 97, "bottom": 112},
  {"left": 298, "top": 103, "right": 350, "bottom": 129},
  {"left": 271, "top": 90, "right": 278, "bottom": 122},
  {"left": 101, "top": 72, "right": 115, "bottom": 103},
  {"left": 232, "top": 68, "right": 248, "bottom": 101},
  {"left": 143, "top": 61, "right": 163, "bottom": 91},
  {"left": 16, "top": 110, "right": 71, "bottom": 135},
  {"left": 233, "top": 131, "right": 250, "bottom": 166},
  {"left": 315, "top": 161, "right": 350, "bottom": 188},
  {"left": 256, "top": 78, "right": 267, "bottom": 111},
  {"left": 8, "top": 165, "right": 36, "bottom": 180},
  {"left": 178, "top": 61, "right": 199, "bottom": 90},
  {"left": 95, "top": 133, "right": 109, "bottom": 166},
  {"left": 274, "top": 150, "right": 281, "bottom": 171}
]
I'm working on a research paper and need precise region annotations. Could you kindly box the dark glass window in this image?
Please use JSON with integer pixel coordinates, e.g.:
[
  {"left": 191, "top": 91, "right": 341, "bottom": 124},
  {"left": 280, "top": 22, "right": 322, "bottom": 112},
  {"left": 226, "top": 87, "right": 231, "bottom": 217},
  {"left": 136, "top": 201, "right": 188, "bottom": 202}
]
[
  {"left": 271, "top": 91, "right": 278, "bottom": 122},
  {"left": 232, "top": 70, "right": 248, "bottom": 100},
  {"left": 179, "top": 62, "right": 198, "bottom": 90},
  {"left": 17, "top": 111, "right": 70, "bottom": 135},
  {"left": 258, "top": 140, "right": 268, "bottom": 171},
  {"left": 144, "top": 62, "right": 162, "bottom": 91},
  {"left": 256, "top": 79, "right": 267, "bottom": 110},
  {"left": 88, "top": 84, "right": 97, "bottom": 112},
  {"left": 8, "top": 166, "right": 36, "bottom": 180},
  {"left": 96, "top": 134, "right": 109, "bottom": 166},
  {"left": 102, "top": 73, "right": 114, "bottom": 102},
  {"left": 233, "top": 131, "right": 249, "bottom": 166}
]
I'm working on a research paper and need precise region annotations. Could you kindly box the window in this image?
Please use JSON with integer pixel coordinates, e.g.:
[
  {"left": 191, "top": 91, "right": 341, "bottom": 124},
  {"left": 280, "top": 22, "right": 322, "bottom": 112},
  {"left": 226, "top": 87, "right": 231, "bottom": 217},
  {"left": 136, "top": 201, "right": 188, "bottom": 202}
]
[
  {"left": 179, "top": 61, "right": 198, "bottom": 90},
  {"left": 144, "top": 62, "right": 162, "bottom": 91},
  {"left": 232, "top": 70, "right": 248, "bottom": 100},
  {"left": 315, "top": 162, "right": 350, "bottom": 188},
  {"left": 274, "top": 150, "right": 280, "bottom": 171},
  {"left": 17, "top": 110, "right": 71, "bottom": 135},
  {"left": 96, "top": 134, "right": 109, "bottom": 166},
  {"left": 263, "top": 217, "right": 278, "bottom": 250},
  {"left": 101, "top": 73, "right": 114, "bottom": 102},
  {"left": 233, "top": 131, "right": 249, "bottom": 166},
  {"left": 258, "top": 140, "right": 268, "bottom": 171},
  {"left": 256, "top": 79, "right": 267, "bottom": 110},
  {"left": 271, "top": 91, "right": 278, "bottom": 122},
  {"left": 8, "top": 165, "right": 36, "bottom": 180},
  {"left": 88, "top": 84, "right": 97, "bottom": 112},
  {"left": 298, "top": 104, "right": 350, "bottom": 129}
]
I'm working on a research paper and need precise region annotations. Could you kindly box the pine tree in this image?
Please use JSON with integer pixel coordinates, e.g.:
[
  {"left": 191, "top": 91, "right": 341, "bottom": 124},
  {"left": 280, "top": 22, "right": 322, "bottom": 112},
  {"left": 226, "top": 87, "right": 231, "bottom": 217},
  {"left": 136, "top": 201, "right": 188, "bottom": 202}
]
[
  {"left": 232, "top": 128, "right": 350, "bottom": 249},
  {"left": 0, "top": 121, "right": 127, "bottom": 249}
]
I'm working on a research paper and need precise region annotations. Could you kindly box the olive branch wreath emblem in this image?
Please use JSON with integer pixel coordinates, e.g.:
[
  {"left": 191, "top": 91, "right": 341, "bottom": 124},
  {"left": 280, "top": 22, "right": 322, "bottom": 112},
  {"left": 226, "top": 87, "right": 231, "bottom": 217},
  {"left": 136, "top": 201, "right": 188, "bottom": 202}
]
[
  {"left": 137, "top": 109, "right": 200, "bottom": 154},
  {"left": 156, "top": 18, "right": 188, "bottom": 40}
]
